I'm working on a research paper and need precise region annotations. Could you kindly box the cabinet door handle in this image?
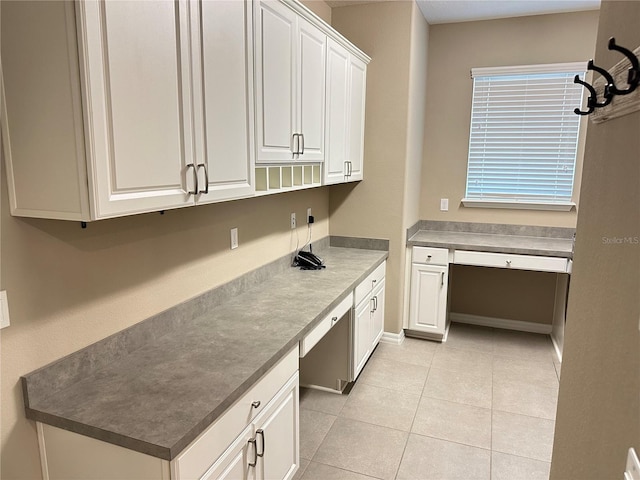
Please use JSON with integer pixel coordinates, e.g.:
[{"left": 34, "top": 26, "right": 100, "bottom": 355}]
[
  {"left": 197, "top": 163, "right": 209, "bottom": 194},
  {"left": 440, "top": 272, "right": 444, "bottom": 287},
  {"left": 344, "top": 161, "right": 349, "bottom": 177},
  {"left": 348, "top": 161, "right": 352, "bottom": 176},
  {"left": 186, "top": 163, "right": 198, "bottom": 195},
  {"left": 251, "top": 400, "right": 261, "bottom": 409},
  {"left": 248, "top": 437, "right": 257, "bottom": 467},
  {"left": 292, "top": 133, "right": 299, "bottom": 155},
  {"left": 373, "top": 296, "right": 378, "bottom": 311},
  {"left": 371, "top": 297, "right": 375, "bottom": 314},
  {"left": 256, "top": 429, "right": 265, "bottom": 458},
  {"left": 299, "top": 134, "right": 304, "bottom": 155}
]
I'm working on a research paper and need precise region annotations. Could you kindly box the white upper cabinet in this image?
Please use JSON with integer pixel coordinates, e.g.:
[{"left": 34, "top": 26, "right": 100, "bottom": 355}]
[
  {"left": 2, "top": 0, "right": 255, "bottom": 221},
  {"left": 323, "top": 39, "right": 367, "bottom": 184},
  {"left": 255, "top": 1, "right": 326, "bottom": 164},
  {"left": 190, "top": 0, "right": 256, "bottom": 204},
  {"left": 77, "top": 0, "right": 194, "bottom": 218}
]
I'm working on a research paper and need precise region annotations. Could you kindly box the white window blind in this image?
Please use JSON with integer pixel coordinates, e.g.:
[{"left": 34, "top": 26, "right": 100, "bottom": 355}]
[{"left": 464, "top": 63, "right": 586, "bottom": 208}]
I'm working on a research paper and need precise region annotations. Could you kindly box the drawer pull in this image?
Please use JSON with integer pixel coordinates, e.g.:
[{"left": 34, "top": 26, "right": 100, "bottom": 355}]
[
  {"left": 256, "top": 429, "right": 265, "bottom": 457},
  {"left": 248, "top": 437, "right": 257, "bottom": 467},
  {"left": 506, "top": 260, "right": 512, "bottom": 267},
  {"left": 331, "top": 316, "right": 338, "bottom": 325},
  {"left": 427, "top": 255, "right": 432, "bottom": 260},
  {"left": 251, "top": 401, "right": 261, "bottom": 409}
]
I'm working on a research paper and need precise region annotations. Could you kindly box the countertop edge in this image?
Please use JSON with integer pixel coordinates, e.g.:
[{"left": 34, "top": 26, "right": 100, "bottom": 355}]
[
  {"left": 22, "top": 244, "right": 389, "bottom": 461},
  {"left": 406, "top": 240, "right": 572, "bottom": 258}
]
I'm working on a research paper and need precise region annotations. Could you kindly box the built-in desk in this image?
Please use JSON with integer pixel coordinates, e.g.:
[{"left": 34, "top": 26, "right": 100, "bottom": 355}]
[{"left": 405, "top": 221, "right": 574, "bottom": 360}]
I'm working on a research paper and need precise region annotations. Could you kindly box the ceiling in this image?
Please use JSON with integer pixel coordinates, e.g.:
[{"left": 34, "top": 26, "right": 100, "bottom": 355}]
[{"left": 324, "top": 0, "right": 601, "bottom": 24}]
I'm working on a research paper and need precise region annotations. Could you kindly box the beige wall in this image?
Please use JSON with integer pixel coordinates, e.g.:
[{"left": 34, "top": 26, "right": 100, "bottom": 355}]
[
  {"left": 300, "top": 0, "right": 331, "bottom": 24},
  {"left": 330, "top": 1, "right": 428, "bottom": 335},
  {"left": 0, "top": 146, "right": 329, "bottom": 478},
  {"left": 403, "top": 3, "right": 429, "bottom": 233},
  {"left": 551, "top": 1, "right": 640, "bottom": 478},
  {"left": 420, "top": 10, "right": 600, "bottom": 227},
  {"left": 329, "top": 1, "right": 412, "bottom": 335}
]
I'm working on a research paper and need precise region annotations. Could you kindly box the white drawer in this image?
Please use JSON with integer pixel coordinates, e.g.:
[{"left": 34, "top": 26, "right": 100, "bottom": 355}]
[
  {"left": 172, "top": 346, "right": 299, "bottom": 480},
  {"left": 300, "top": 292, "right": 353, "bottom": 357},
  {"left": 412, "top": 246, "right": 449, "bottom": 266},
  {"left": 355, "top": 261, "right": 386, "bottom": 306},
  {"left": 453, "top": 250, "right": 569, "bottom": 273}
]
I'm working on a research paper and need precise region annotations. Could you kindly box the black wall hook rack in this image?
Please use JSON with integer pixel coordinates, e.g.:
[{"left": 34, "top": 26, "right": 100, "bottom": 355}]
[{"left": 574, "top": 37, "right": 640, "bottom": 116}]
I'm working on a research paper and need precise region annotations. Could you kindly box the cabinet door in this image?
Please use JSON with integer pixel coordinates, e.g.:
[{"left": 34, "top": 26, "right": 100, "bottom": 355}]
[
  {"left": 192, "top": 0, "right": 255, "bottom": 203},
  {"left": 345, "top": 55, "right": 366, "bottom": 182},
  {"left": 77, "top": 0, "right": 194, "bottom": 218},
  {"left": 296, "top": 18, "right": 326, "bottom": 162},
  {"left": 371, "top": 279, "right": 385, "bottom": 348},
  {"left": 255, "top": 374, "right": 299, "bottom": 480},
  {"left": 409, "top": 264, "right": 448, "bottom": 335},
  {"left": 353, "top": 299, "right": 372, "bottom": 380},
  {"left": 323, "top": 39, "right": 349, "bottom": 185},
  {"left": 201, "top": 424, "right": 254, "bottom": 480},
  {"left": 255, "top": 1, "right": 297, "bottom": 163}
]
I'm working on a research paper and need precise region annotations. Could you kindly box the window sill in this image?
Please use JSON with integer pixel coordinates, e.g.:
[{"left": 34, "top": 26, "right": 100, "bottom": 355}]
[{"left": 461, "top": 199, "right": 576, "bottom": 212}]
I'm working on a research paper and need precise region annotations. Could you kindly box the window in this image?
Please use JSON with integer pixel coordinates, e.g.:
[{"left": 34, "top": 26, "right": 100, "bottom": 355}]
[{"left": 463, "top": 62, "right": 586, "bottom": 210}]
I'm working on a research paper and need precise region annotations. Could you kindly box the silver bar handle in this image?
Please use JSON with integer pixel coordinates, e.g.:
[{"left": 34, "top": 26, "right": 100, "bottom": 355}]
[
  {"left": 292, "top": 133, "right": 299, "bottom": 155},
  {"left": 300, "top": 133, "right": 304, "bottom": 154},
  {"left": 251, "top": 400, "right": 261, "bottom": 409},
  {"left": 197, "top": 163, "right": 209, "bottom": 194},
  {"left": 344, "top": 161, "right": 349, "bottom": 177},
  {"left": 248, "top": 437, "right": 257, "bottom": 467},
  {"left": 186, "top": 163, "right": 198, "bottom": 195},
  {"left": 348, "top": 161, "right": 353, "bottom": 176},
  {"left": 373, "top": 296, "right": 378, "bottom": 311},
  {"left": 440, "top": 272, "right": 444, "bottom": 287},
  {"left": 256, "top": 429, "right": 265, "bottom": 458}
]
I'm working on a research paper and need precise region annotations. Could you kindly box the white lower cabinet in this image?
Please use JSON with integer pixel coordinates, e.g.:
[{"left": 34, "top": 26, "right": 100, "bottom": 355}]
[
  {"left": 352, "top": 262, "right": 386, "bottom": 380},
  {"left": 408, "top": 247, "right": 449, "bottom": 338},
  {"left": 36, "top": 348, "right": 299, "bottom": 480},
  {"left": 200, "top": 373, "right": 299, "bottom": 480}
]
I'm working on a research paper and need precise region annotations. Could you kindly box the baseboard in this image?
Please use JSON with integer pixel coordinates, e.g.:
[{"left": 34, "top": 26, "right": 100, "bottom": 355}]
[
  {"left": 380, "top": 330, "right": 405, "bottom": 345},
  {"left": 449, "top": 312, "right": 552, "bottom": 335}
]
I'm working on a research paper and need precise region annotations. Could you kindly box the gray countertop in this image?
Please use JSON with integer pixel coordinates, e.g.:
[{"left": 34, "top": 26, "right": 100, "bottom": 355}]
[
  {"left": 22, "top": 245, "right": 388, "bottom": 460},
  {"left": 407, "top": 221, "right": 574, "bottom": 258}
]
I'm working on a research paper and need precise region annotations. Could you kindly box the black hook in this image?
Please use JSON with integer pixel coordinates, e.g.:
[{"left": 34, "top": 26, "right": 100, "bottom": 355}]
[
  {"left": 608, "top": 37, "right": 639, "bottom": 95},
  {"left": 586, "top": 60, "right": 614, "bottom": 107},
  {"left": 573, "top": 75, "right": 596, "bottom": 115}
]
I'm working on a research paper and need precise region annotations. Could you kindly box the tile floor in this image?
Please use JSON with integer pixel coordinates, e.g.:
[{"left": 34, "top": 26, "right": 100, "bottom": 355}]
[{"left": 296, "top": 322, "right": 562, "bottom": 480}]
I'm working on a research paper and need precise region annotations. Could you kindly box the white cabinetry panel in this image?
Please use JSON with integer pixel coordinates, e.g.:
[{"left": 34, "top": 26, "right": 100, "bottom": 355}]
[
  {"left": 256, "top": 1, "right": 297, "bottom": 162},
  {"left": 323, "top": 39, "right": 366, "bottom": 184},
  {"left": 192, "top": 0, "right": 255, "bottom": 203},
  {"left": 409, "top": 264, "right": 448, "bottom": 335},
  {"left": 256, "top": 0, "right": 326, "bottom": 164},
  {"left": 78, "top": 0, "right": 194, "bottom": 218}
]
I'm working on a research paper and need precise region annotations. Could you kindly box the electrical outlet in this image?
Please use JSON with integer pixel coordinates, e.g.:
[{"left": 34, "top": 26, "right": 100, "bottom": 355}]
[
  {"left": 307, "top": 208, "right": 312, "bottom": 224},
  {"left": 440, "top": 198, "right": 449, "bottom": 211},
  {"left": 230, "top": 228, "right": 238, "bottom": 250},
  {"left": 0, "top": 290, "right": 10, "bottom": 329},
  {"left": 290, "top": 212, "right": 296, "bottom": 229}
]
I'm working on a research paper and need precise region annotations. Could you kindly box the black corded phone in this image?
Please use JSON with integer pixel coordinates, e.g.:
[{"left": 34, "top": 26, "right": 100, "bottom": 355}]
[{"left": 294, "top": 250, "right": 325, "bottom": 270}]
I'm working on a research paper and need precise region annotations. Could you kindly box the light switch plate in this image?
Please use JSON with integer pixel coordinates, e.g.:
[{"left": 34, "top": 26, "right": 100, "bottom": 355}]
[
  {"left": 0, "top": 290, "right": 10, "bottom": 329},
  {"left": 290, "top": 213, "right": 296, "bottom": 229},
  {"left": 440, "top": 198, "right": 449, "bottom": 211}
]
